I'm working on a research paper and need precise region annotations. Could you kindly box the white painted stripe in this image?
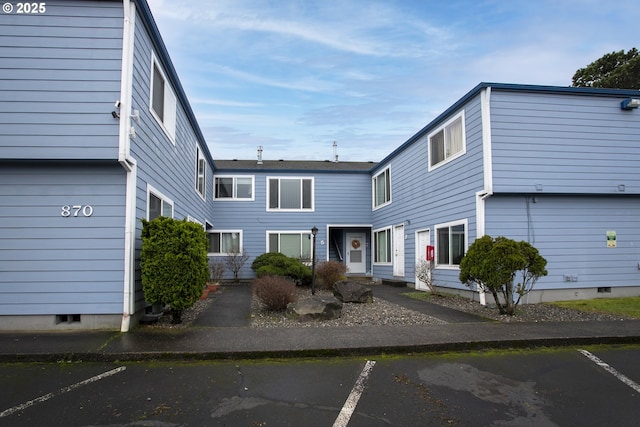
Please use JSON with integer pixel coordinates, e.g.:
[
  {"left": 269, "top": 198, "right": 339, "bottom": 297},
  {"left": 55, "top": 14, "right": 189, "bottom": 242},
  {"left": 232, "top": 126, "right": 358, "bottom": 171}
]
[
  {"left": 578, "top": 350, "right": 640, "bottom": 394},
  {"left": 0, "top": 366, "right": 126, "bottom": 418},
  {"left": 333, "top": 360, "right": 376, "bottom": 427}
]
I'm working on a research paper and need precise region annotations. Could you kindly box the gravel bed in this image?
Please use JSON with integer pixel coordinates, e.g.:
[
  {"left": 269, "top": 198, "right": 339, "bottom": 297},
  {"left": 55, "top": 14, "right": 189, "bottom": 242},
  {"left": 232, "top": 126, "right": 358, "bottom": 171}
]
[
  {"left": 145, "top": 286, "right": 631, "bottom": 329},
  {"left": 250, "top": 288, "right": 631, "bottom": 328},
  {"left": 250, "top": 290, "right": 447, "bottom": 329}
]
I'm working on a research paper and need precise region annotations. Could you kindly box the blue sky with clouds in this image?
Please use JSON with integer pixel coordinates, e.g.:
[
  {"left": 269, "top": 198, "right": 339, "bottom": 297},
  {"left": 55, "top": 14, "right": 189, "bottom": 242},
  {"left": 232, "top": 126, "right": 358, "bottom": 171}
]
[{"left": 146, "top": 0, "right": 639, "bottom": 162}]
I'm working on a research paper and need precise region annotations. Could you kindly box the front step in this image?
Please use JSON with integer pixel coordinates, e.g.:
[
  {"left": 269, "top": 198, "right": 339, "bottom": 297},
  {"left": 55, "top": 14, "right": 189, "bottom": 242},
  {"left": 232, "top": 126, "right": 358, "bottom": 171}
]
[{"left": 381, "top": 278, "right": 407, "bottom": 288}]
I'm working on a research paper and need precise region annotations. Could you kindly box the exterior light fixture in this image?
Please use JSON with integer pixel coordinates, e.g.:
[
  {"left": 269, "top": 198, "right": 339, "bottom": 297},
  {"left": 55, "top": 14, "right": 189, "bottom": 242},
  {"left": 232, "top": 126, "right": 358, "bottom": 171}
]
[{"left": 621, "top": 98, "right": 640, "bottom": 110}]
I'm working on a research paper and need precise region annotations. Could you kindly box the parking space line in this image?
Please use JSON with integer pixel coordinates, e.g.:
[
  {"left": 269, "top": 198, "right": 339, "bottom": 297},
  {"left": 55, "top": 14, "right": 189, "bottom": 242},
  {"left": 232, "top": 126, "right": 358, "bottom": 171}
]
[
  {"left": 578, "top": 350, "right": 640, "bottom": 394},
  {"left": 0, "top": 366, "right": 126, "bottom": 418},
  {"left": 333, "top": 360, "right": 376, "bottom": 427}
]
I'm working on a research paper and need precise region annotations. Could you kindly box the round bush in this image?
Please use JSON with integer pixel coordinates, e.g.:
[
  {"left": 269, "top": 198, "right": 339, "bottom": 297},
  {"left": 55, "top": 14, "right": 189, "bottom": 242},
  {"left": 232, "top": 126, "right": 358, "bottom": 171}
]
[{"left": 252, "top": 275, "right": 298, "bottom": 311}]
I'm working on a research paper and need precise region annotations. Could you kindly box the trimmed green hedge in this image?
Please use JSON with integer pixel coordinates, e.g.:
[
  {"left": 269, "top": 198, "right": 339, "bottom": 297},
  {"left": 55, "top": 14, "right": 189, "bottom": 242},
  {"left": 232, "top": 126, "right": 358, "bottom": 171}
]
[
  {"left": 251, "top": 252, "right": 312, "bottom": 285},
  {"left": 141, "top": 217, "right": 208, "bottom": 323}
]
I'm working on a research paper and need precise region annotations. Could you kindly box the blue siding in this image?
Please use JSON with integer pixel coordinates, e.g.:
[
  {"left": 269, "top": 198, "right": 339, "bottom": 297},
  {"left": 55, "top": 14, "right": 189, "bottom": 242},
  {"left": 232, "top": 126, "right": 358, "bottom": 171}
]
[
  {"left": 0, "top": 162, "right": 126, "bottom": 315},
  {"left": 0, "top": 1, "right": 123, "bottom": 160},
  {"left": 212, "top": 171, "right": 373, "bottom": 279},
  {"left": 127, "top": 5, "right": 215, "bottom": 308},
  {"left": 486, "top": 194, "right": 640, "bottom": 291},
  {"left": 491, "top": 90, "right": 640, "bottom": 194},
  {"left": 372, "top": 95, "right": 485, "bottom": 286}
]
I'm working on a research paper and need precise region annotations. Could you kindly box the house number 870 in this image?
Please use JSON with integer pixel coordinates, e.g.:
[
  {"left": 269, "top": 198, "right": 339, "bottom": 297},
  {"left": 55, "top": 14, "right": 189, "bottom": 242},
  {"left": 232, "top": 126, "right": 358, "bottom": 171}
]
[{"left": 61, "top": 205, "right": 93, "bottom": 217}]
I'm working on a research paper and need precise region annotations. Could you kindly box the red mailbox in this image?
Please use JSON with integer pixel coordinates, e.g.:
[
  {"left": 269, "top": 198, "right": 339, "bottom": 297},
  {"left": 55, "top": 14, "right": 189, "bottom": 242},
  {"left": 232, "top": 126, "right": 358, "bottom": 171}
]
[{"left": 426, "top": 245, "right": 434, "bottom": 261}]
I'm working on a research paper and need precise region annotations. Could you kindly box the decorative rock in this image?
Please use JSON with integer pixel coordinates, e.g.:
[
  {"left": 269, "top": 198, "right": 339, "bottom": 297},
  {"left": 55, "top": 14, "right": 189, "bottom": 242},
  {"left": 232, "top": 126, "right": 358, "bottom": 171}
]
[
  {"left": 333, "top": 280, "right": 373, "bottom": 303},
  {"left": 286, "top": 296, "right": 343, "bottom": 321}
]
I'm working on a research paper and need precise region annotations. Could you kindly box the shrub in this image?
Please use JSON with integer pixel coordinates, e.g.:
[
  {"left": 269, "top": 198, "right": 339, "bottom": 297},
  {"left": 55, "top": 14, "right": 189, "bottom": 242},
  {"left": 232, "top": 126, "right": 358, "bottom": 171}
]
[
  {"left": 251, "top": 252, "right": 312, "bottom": 285},
  {"left": 315, "top": 260, "right": 348, "bottom": 289},
  {"left": 459, "top": 235, "right": 548, "bottom": 316},
  {"left": 252, "top": 275, "right": 298, "bottom": 311},
  {"left": 208, "top": 259, "right": 225, "bottom": 282},
  {"left": 141, "top": 217, "right": 208, "bottom": 324}
]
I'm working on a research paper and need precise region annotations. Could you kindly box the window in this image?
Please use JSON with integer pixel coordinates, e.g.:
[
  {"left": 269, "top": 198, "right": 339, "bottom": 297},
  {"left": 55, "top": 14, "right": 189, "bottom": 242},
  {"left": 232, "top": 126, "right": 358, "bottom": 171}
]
[
  {"left": 214, "top": 176, "right": 254, "bottom": 200},
  {"left": 147, "top": 185, "right": 174, "bottom": 220},
  {"left": 429, "top": 111, "right": 465, "bottom": 169},
  {"left": 195, "top": 147, "right": 206, "bottom": 199},
  {"left": 372, "top": 167, "right": 391, "bottom": 209},
  {"left": 435, "top": 220, "right": 467, "bottom": 267},
  {"left": 374, "top": 227, "right": 392, "bottom": 264},
  {"left": 150, "top": 54, "right": 177, "bottom": 141},
  {"left": 268, "top": 232, "right": 312, "bottom": 261},
  {"left": 267, "top": 177, "right": 313, "bottom": 211},
  {"left": 208, "top": 231, "right": 242, "bottom": 255}
]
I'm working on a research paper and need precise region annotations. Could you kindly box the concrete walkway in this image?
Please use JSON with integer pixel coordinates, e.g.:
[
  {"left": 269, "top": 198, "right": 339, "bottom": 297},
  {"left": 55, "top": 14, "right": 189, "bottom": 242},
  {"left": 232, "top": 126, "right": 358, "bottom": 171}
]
[{"left": 1, "top": 283, "right": 639, "bottom": 362}]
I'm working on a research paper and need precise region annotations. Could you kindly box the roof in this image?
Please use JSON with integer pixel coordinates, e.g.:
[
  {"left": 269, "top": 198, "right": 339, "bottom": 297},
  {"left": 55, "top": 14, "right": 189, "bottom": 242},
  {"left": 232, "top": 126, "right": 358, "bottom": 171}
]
[{"left": 213, "top": 159, "right": 377, "bottom": 173}]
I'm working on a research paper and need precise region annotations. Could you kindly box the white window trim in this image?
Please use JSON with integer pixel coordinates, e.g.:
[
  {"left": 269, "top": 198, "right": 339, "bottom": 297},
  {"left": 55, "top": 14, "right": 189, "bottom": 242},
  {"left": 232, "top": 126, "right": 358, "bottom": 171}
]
[
  {"left": 207, "top": 230, "right": 243, "bottom": 256},
  {"left": 373, "top": 226, "right": 392, "bottom": 265},
  {"left": 434, "top": 218, "right": 468, "bottom": 270},
  {"left": 186, "top": 215, "right": 204, "bottom": 227},
  {"left": 146, "top": 183, "right": 174, "bottom": 220},
  {"left": 266, "top": 176, "right": 315, "bottom": 212},
  {"left": 195, "top": 146, "right": 206, "bottom": 201},
  {"left": 372, "top": 166, "right": 392, "bottom": 210},
  {"left": 214, "top": 175, "right": 255, "bottom": 201},
  {"left": 149, "top": 52, "right": 177, "bottom": 144},
  {"left": 427, "top": 110, "right": 466, "bottom": 172},
  {"left": 266, "top": 230, "right": 314, "bottom": 261}
]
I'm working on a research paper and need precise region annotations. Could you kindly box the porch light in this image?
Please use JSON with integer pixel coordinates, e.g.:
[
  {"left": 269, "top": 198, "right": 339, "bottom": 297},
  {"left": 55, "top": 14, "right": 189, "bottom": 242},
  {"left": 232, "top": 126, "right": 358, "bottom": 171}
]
[{"left": 621, "top": 98, "right": 640, "bottom": 110}]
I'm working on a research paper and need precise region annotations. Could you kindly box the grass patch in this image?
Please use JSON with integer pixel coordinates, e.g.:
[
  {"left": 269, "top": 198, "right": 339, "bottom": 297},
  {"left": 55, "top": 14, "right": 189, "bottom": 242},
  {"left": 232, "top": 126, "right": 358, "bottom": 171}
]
[
  {"left": 550, "top": 297, "right": 640, "bottom": 319},
  {"left": 403, "top": 291, "right": 457, "bottom": 302}
]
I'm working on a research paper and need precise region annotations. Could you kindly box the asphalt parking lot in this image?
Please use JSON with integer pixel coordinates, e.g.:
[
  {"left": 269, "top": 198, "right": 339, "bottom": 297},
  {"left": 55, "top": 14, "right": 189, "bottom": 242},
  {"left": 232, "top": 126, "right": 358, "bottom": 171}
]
[{"left": 1, "top": 345, "right": 639, "bottom": 426}]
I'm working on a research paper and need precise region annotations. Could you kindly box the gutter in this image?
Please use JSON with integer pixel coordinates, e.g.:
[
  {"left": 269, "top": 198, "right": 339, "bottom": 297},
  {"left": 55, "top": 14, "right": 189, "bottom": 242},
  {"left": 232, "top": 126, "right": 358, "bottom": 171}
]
[
  {"left": 474, "top": 86, "right": 494, "bottom": 306},
  {"left": 118, "top": 0, "right": 138, "bottom": 332}
]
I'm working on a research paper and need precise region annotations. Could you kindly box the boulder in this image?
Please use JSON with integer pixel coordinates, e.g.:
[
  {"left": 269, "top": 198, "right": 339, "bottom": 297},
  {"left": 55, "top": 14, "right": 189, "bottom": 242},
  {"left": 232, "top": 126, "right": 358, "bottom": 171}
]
[
  {"left": 287, "top": 296, "right": 343, "bottom": 321},
  {"left": 332, "top": 280, "right": 373, "bottom": 303}
]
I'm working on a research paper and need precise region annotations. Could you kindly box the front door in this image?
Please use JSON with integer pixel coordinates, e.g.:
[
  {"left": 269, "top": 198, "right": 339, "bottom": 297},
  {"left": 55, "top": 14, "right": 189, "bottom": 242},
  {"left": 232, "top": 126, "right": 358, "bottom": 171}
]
[
  {"left": 345, "top": 233, "right": 366, "bottom": 274},
  {"left": 393, "top": 224, "right": 405, "bottom": 277},
  {"left": 416, "top": 229, "right": 431, "bottom": 291}
]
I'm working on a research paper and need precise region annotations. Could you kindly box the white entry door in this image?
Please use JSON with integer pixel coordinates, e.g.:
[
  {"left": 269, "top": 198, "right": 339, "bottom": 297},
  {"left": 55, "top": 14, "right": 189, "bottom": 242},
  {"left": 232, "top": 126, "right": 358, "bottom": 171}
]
[
  {"left": 416, "top": 229, "right": 431, "bottom": 291},
  {"left": 345, "top": 233, "right": 366, "bottom": 274},
  {"left": 393, "top": 224, "right": 405, "bottom": 277}
]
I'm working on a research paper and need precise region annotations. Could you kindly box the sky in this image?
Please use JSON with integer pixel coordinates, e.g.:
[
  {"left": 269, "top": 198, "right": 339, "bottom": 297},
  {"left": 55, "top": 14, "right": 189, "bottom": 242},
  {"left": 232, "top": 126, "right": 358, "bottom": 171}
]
[{"left": 146, "top": 0, "right": 639, "bottom": 163}]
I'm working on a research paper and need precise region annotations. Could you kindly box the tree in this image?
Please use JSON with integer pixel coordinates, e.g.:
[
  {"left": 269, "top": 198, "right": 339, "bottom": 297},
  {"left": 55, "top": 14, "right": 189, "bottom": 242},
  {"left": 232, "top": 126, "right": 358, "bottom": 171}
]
[
  {"left": 224, "top": 243, "right": 249, "bottom": 282},
  {"left": 572, "top": 48, "right": 640, "bottom": 89},
  {"left": 141, "top": 217, "right": 209, "bottom": 324},
  {"left": 459, "top": 236, "right": 548, "bottom": 316},
  {"left": 415, "top": 259, "right": 437, "bottom": 294}
]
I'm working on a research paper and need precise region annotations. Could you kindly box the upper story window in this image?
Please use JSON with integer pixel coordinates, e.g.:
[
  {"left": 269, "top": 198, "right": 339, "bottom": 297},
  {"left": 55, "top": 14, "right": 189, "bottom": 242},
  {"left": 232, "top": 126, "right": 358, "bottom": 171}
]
[
  {"left": 195, "top": 146, "right": 206, "bottom": 199},
  {"left": 372, "top": 167, "right": 391, "bottom": 209},
  {"left": 147, "top": 184, "right": 174, "bottom": 220},
  {"left": 428, "top": 111, "right": 465, "bottom": 170},
  {"left": 215, "top": 176, "right": 254, "bottom": 200},
  {"left": 435, "top": 219, "right": 467, "bottom": 267},
  {"left": 150, "top": 54, "right": 177, "bottom": 142},
  {"left": 267, "top": 177, "right": 314, "bottom": 211}
]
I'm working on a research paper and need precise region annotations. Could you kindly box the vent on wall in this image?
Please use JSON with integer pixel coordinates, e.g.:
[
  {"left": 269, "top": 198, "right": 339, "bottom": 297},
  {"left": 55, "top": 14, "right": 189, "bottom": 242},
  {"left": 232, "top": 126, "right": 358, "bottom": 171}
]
[
  {"left": 56, "top": 314, "right": 81, "bottom": 324},
  {"left": 597, "top": 287, "right": 612, "bottom": 293}
]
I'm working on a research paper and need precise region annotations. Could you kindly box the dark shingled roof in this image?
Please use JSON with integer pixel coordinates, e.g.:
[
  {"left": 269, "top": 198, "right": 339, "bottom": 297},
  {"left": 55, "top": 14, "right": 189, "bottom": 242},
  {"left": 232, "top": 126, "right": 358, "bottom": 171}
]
[{"left": 213, "top": 159, "right": 377, "bottom": 173}]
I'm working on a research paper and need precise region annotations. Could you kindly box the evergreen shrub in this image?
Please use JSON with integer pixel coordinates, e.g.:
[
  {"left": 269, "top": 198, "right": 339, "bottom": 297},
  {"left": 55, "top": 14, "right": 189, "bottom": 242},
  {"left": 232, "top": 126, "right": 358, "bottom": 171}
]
[
  {"left": 251, "top": 252, "right": 312, "bottom": 285},
  {"left": 141, "top": 217, "right": 209, "bottom": 323}
]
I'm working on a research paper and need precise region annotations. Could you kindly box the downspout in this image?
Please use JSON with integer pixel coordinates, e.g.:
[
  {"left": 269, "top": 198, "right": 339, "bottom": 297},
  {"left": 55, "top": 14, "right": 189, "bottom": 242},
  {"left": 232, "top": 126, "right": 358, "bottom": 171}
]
[
  {"left": 118, "top": 0, "right": 137, "bottom": 332},
  {"left": 475, "top": 86, "right": 494, "bottom": 306}
]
